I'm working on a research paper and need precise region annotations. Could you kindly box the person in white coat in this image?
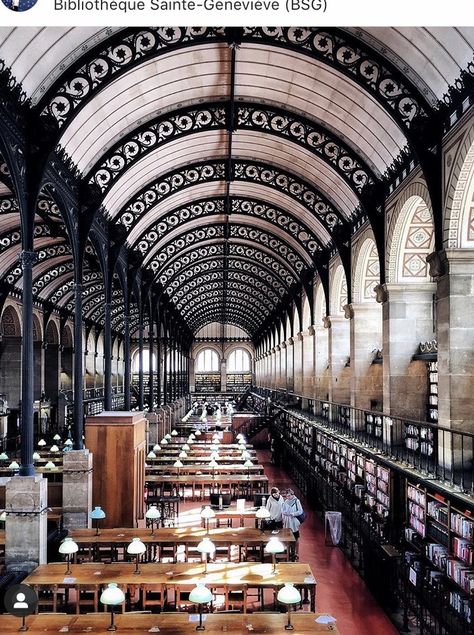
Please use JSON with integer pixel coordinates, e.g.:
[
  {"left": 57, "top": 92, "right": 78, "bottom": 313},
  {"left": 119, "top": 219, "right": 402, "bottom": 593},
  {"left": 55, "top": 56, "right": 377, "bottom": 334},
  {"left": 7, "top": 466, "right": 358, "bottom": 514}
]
[
  {"left": 265, "top": 487, "right": 284, "bottom": 529},
  {"left": 281, "top": 488, "right": 304, "bottom": 560}
]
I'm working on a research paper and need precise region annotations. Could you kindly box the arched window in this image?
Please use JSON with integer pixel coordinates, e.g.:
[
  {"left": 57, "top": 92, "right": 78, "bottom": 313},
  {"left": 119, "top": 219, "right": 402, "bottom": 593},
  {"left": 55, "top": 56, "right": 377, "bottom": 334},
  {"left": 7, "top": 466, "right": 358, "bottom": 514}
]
[
  {"left": 132, "top": 349, "right": 156, "bottom": 373},
  {"left": 196, "top": 349, "right": 219, "bottom": 372},
  {"left": 227, "top": 349, "right": 251, "bottom": 372}
]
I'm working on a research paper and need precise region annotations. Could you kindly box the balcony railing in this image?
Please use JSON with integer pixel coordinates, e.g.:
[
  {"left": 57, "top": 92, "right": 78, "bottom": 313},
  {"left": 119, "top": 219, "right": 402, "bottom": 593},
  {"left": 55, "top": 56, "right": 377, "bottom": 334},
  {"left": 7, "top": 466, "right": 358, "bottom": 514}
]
[{"left": 251, "top": 385, "right": 474, "bottom": 494}]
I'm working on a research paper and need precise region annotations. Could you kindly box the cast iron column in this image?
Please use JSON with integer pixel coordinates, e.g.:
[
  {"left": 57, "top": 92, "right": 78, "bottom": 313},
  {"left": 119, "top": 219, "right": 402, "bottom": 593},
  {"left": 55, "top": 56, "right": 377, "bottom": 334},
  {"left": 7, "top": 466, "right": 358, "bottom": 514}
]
[
  {"left": 104, "top": 302, "right": 112, "bottom": 410},
  {"left": 123, "top": 313, "right": 131, "bottom": 410},
  {"left": 19, "top": 250, "right": 38, "bottom": 476},
  {"left": 73, "top": 282, "right": 84, "bottom": 449},
  {"left": 148, "top": 320, "right": 154, "bottom": 410}
]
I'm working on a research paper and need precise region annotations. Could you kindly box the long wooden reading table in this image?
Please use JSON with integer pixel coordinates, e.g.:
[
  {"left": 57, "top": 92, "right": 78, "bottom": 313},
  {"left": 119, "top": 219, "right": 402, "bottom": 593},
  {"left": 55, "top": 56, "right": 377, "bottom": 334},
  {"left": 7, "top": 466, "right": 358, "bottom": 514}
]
[
  {"left": 145, "top": 474, "right": 268, "bottom": 499},
  {"left": 0, "top": 612, "right": 337, "bottom": 633},
  {"left": 146, "top": 464, "right": 265, "bottom": 476},
  {"left": 23, "top": 561, "right": 317, "bottom": 612},
  {"left": 69, "top": 527, "right": 294, "bottom": 562}
]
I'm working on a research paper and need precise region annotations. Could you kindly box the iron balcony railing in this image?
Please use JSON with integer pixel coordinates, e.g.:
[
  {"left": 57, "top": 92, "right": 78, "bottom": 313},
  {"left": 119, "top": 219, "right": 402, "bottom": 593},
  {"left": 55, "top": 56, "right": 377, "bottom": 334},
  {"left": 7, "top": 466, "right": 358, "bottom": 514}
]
[{"left": 251, "top": 385, "right": 474, "bottom": 495}]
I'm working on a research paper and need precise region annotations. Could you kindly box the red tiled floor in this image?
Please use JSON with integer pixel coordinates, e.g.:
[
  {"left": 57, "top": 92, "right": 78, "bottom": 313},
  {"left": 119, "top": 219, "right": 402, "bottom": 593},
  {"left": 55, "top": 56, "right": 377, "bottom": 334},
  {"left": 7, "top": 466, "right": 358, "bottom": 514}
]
[{"left": 258, "top": 449, "right": 399, "bottom": 635}]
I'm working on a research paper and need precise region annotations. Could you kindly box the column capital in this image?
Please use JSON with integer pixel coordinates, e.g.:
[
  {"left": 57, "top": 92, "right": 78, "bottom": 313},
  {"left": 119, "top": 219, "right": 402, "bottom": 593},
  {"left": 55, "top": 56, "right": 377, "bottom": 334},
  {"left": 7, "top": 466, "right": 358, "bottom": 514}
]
[
  {"left": 20, "top": 250, "right": 38, "bottom": 269},
  {"left": 308, "top": 325, "right": 316, "bottom": 336},
  {"left": 322, "top": 316, "right": 331, "bottom": 329},
  {"left": 287, "top": 337, "right": 294, "bottom": 346},
  {"left": 431, "top": 248, "right": 474, "bottom": 276},
  {"left": 280, "top": 341, "right": 287, "bottom": 349},
  {"left": 342, "top": 304, "right": 354, "bottom": 319},
  {"left": 296, "top": 331, "right": 304, "bottom": 341}
]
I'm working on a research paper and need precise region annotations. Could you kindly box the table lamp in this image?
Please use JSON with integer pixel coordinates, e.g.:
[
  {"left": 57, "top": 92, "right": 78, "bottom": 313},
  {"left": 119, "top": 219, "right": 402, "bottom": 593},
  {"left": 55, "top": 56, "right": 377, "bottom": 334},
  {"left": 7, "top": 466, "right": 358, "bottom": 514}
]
[
  {"left": 277, "top": 582, "right": 302, "bottom": 630},
  {"left": 8, "top": 460, "right": 19, "bottom": 472},
  {"left": 244, "top": 459, "right": 253, "bottom": 479},
  {"left": 0, "top": 451, "right": 8, "bottom": 461},
  {"left": 160, "top": 438, "right": 168, "bottom": 446},
  {"left": 89, "top": 506, "right": 106, "bottom": 535},
  {"left": 182, "top": 443, "right": 190, "bottom": 451},
  {"left": 32, "top": 452, "right": 40, "bottom": 461},
  {"left": 44, "top": 461, "right": 56, "bottom": 470},
  {"left": 189, "top": 433, "right": 196, "bottom": 440},
  {"left": 147, "top": 450, "right": 157, "bottom": 459},
  {"left": 255, "top": 505, "right": 271, "bottom": 531},
  {"left": 50, "top": 445, "right": 60, "bottom": 453},
  {"left": 100, "top": 583, "right": 125, "bottom": 631},
  {"left": 265, "top": 536, "right": 285, "bottom": 574},
  {"left": 58, "top": 537, "right": 78, "bottom": 575},
  {"left": 200, "top": 505, "right": 216, "bottom": 532},
  {"left": 236, "top": 433, "right": 244, "bottom": 441},
  {"left": 196, "top": 537, "right": 215, "bottom": 572},
  {"left": 194, "top": 429, "right": 202, "bottom": 437},
  {"left": 189, "top": 582, "right": 213, "bottom": 631},
  {"left": 127, "top": 537, "right": 147, "bottom": 574},
  {"left": 210, "top": 451, "right": 219, "bottom": 461},
  {"left": 241, "top": 450, "right": 251, "bottom": 460},
  {"left": 208, "top": 459, "right": 218, "bottom": 479},
  {"left": 38, "top": 439, "right": 47, "bottom": 447},
  {"left": 165, "top": 434, "right": 172, "bottom": 441},
  {"left": 187, "top": 437, "right": 194, "bottom": 445},
  {"left": 179, "top": 450, "right": 187, "bottom": 459},
  {"left": 53, "top": 434, "right": 61, "bottom": 442},
  {"left": 145, "top": 505, "right": 161, "bottom": 535},
  {"left": 174, "top": 459, "right": 183, "bottom": 476},
  {"left": 64, "top": 439, "right": 73, "bottom": 447},
  {"left": 153, "top": 444, "right": 161, "bottom": 452},
  {"left": 0, "top": 511, "right": 5, "bottom": 522},
  {"left": 171, "top": 429, "right": 178, "bottom": 437}
]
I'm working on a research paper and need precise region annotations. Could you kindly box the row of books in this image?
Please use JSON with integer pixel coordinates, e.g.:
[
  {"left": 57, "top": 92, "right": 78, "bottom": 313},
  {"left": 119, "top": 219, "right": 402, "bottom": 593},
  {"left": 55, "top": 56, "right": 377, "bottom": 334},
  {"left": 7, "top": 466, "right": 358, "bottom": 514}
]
[
  {"left": 453, "top": 537, "right": 474, "bottom": 566},
  {"left": 407, "top": 484, "right": 426, "bottom": 507},
  {"left": 451, "top": 513, "right": 474, "bottom": 539},
  {"left": 427, "top": 500, "right": 448, "bottom": 525}
]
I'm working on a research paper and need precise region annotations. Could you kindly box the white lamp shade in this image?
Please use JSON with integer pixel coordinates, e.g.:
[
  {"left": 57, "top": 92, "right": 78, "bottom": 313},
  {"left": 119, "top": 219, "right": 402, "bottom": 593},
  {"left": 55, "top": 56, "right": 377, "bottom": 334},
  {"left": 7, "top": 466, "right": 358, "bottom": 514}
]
[
  {"left": 210, "top": 444, "right": 218, "bottom": 452},
  {"left": 59, "top": 537, "right": 78, "bottom": 555},
  {"left": 153, "top": 444, "right": 161, "bottom": 452},
  {"left": 210, "top": 452, "right": 219, "bottom": 460},
  {"left": 147, "top": 451, "right": 157, "bottom": 459},
  {"left": 65, "top": 439, "right": 73, "bottom": 446},
  {"left": 171, "top": 430, "right": 178, "bottom": 436},
  {"left": 127, "top": 537, "right": 146, "bottom": 555},
  {"left": 8, "top": 461, "right": 19, "bottom": 470},
  {"left": 265, "top": 536, "right": 285, "bottom": 554},
  {"left": 197, "top": 537, "right": 215, "bottom": 554},
  {"left": 38, "top": 439, "right": 47, "bottom": 447},
  {"left": 160, "top": 438, "right": 168, "bottom": 445},
  {"left": 174, "top": 460, "right": 183, "bottom": 468},
  {"left": 44, "top": 461, "right": 56, "bottom": 470},
  {"left": 208, "top": 460, "right": 218, "bottom": 468},
  {"left": 165, "top": 434, "right": 172, "bottom": 440},
  {"left": 189, "top": 433, "right": 195, "bottom": 439},
  {"left": 194, "top": 430, "right": 202, "bottom": 436},
  {"left": 189, "top": 583, "right": 213, "bottom": 604},
  {"left": 241, "top": 451, "right": 251, "bottom": 460},
  {"left": 100, "top": 583, "right": 125, "bottom": 606},
  {"left": 236, "top": 433, "right": 244, "bottom": 440},
  {"left": 179, "top": 451, "right": 187, "bottom": 459},
  {"left": 0, "top": 511, "right": 6, "bottom": 522},
  {"left": 244, "top": 460, "right": 253, "bottom": 468},
  {"left": 256, "top": 506, "right": 271, "bottom": 520},
  {"left": 145, "top": 505, "right": 161, "bottom": 520},
  {"left": 200, "top": 506, "right": 216, "bottom": 520},
  {"left": 53, "top": 434, "right": 61, "bottom": 441},
  {"left": 32, "top": 452, "right": 40, "bottom": 460},
  {"left": 182, "top": 444, "right": 190, "bottom": 451},
  {"left": 89, "top": 506, "right": 106, "bottom": 520},
  {"left": 0, "top": 452, "right": 8, "bottom": 461},
  {"left": 50, "top": 445, "right": 60, "bottom": 453},
  {"left": 277, "top": 583, "right": 301, "bottom": 605},
  {"left": 187, "top": 438, "right": 194, "bottom": 445}
]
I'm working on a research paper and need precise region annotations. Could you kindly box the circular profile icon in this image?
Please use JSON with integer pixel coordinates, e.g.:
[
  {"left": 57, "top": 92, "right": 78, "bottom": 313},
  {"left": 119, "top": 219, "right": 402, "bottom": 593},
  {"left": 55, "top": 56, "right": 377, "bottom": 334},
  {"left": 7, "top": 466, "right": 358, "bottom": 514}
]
[
  {"left": 1, "top": 0, "right": 39, "bottom": 10},
  {"left": 4, "top": 584, "right": 38, "bottom": 617}
]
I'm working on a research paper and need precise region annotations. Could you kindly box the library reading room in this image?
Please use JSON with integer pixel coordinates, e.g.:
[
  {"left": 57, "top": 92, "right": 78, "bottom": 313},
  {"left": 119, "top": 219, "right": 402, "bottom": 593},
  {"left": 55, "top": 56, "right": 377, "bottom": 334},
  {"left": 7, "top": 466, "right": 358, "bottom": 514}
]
[{"left": 0, "top": 25, "right": 472, "bottom": 635}]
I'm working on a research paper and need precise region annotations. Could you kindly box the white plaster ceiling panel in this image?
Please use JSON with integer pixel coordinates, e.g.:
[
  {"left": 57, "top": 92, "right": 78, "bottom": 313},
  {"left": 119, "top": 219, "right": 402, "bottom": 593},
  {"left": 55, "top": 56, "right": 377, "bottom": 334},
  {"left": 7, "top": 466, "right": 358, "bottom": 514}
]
[
  {"left": 229, "top": 182, "right": 332, "bottom": 244},
  {"left": 104, "top": 130, "right": 228, "bottom": 217},
  {"left": 236, "top": 45, "right": 407, "bottom": 171},
  {"left": 0, "top": 28, "right": 122, "bottom": 104},
  {"left": 38, "top": 271, "right": 74, "bottom": 301},
  {"left": 32, "top": 255, "right": 73, "bottom": 286},
  {"left": 347, "top": 27, "right": 474, "bottom": 103},
  {"left": 232, "top": 130, "right": 358, "bottom": 217},
  {"left": 141, "top": 213, "right": 312, "bottom": 267},
  {"left": 0, "top": 214, "right": 21, "bottom": 234},
  {"left": 60, "top": 44, "right": 230, "bottom": 173}
]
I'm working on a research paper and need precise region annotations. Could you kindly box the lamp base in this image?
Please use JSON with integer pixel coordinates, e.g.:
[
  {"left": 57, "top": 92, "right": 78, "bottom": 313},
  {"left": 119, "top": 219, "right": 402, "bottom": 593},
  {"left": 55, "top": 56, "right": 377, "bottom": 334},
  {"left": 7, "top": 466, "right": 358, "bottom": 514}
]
[
  {"left": 107, "top": 626, "right": 117, "bottom": 632},
  {"left": 195, "top": 627, "right": 205, "bottom": 631},
  {"left": 284, "top": 626, "right": 294, "bottom": 631}
]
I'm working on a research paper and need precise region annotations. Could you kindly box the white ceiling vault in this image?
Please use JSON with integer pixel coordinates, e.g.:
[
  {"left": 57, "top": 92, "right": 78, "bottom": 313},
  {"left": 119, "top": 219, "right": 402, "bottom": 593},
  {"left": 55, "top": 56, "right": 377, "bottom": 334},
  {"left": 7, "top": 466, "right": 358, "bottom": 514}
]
[{"left": 0, "top": 26, "right": 472, "bottom": 338}]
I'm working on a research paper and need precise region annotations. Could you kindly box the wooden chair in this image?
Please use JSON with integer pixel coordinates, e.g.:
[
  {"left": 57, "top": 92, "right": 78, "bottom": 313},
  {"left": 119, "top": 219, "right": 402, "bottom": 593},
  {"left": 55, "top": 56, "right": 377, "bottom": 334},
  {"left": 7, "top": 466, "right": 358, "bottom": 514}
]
[
  {"left": 75, "top": 585, "right": 99, "bottom": 614},
  {"left": 141, "top": 585, "right": 166, "bottom": 612}
]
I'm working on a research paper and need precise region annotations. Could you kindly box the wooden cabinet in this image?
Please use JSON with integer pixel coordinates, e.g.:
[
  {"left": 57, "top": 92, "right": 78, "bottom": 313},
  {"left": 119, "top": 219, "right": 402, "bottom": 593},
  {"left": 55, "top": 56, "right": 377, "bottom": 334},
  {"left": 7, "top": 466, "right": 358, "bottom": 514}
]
[{"left": 86, "top": 411, "right": 146, "bottom": 528}]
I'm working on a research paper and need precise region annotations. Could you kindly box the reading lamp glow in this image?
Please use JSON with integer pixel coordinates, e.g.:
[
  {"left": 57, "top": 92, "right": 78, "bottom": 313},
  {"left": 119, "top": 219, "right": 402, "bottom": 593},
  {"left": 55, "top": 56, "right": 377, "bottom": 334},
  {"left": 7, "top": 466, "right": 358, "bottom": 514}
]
[
  {"left": 189, "top": 582, "right": 213, "bottom": 631},
  {"left": 196, "top": 537, "right": 215, "bottom": 573},
  {"left": 255, "top": 505, "right": 271, "bottom": 531},
  {"left": 265, "top": 535, "right": 285, "bottom": 574},
  {"left": 58, "top": 537, "right": 78, "bottom": 575},
  {"left": 100, "top": 583, "right": 125, "bottom": 631},
  {"left": 200, "top": 505, "right": 216, "bottom": 533},
  {"left": 127, "top": 537, "right": 146, "bottom": 574},
  {"left": 277, "top": 582, "right": 302, "bottom": 630},
  {"left": 89, "top": 506, "right": 106, "bottom": 536},
  {"left": 145, "top": 505, "right": 161, "bottom": 536}
]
